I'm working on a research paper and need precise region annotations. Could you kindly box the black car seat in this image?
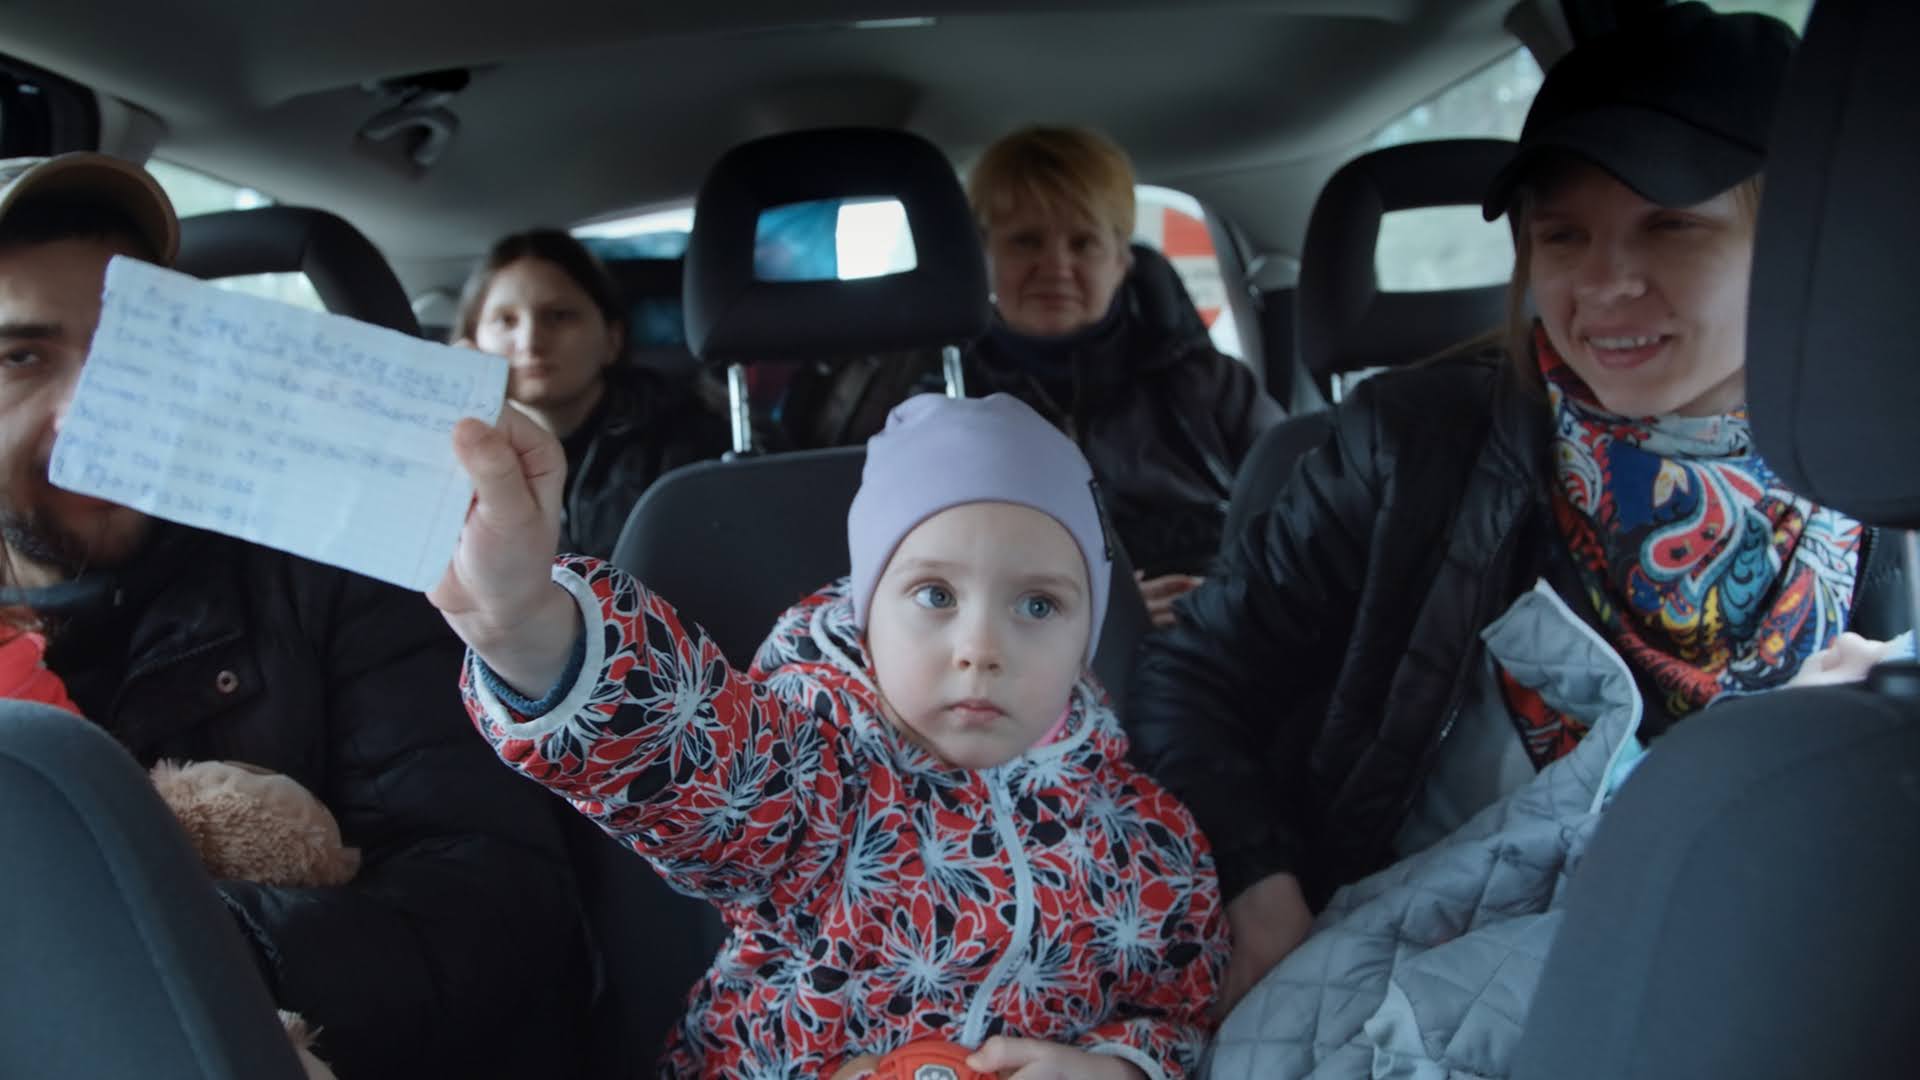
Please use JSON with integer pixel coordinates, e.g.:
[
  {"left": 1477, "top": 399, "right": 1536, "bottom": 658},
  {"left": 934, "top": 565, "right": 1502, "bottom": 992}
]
[
  {"left": 1512, "top": 1, "right": 1920, "bottom": 1075},
  {"left": 620, "top": 124, "right": 1154, "bottom": 702},
  {"left": 1296, "top": 138, "right": 1514, "bottom": 397},
  {"left": 683, "top": 127, "right": 988, "bottom": 393},
  {"left": 176, "top": 205, "right": 421, "bottom": 335},
  {"left": 1220, "top": 138, "right": 1514, "bottom": 556},
  {"left": 0, "top": 702, "right": 307, "bottom": 1079},
  {"left": 571, "top": 126, "right": 1118, "bottom": 1077},
  {"left": 1128, "top": 241, "right": 1213, "bottom": 347}
]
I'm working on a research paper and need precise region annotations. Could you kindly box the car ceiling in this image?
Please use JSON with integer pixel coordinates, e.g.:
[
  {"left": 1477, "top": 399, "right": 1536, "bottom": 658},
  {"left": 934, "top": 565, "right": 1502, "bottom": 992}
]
[{"left": 0, "top": 0, "right": 1522, "bottom": 295}]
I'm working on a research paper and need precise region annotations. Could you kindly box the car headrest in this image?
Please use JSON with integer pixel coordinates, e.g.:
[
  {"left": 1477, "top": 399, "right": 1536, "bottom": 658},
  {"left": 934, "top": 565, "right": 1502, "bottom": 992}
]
[
  {"left": 602, "top": 256, "right": 698, "bottom": 374},
  {"left": 1748, "top": 0, "right": 1917, "bottom": 529},
  {"left": 1297, "top": 138, "right": 1514, "bottom": 382},
  {"left": 683, "top": 126, "right": 989, "bottom": 365},
  {"left": 1127, "top": 243, "right": 1210, "bottom": 345},
  {"left": 177, "top": 206, "right": 421, "bottom": 336}
]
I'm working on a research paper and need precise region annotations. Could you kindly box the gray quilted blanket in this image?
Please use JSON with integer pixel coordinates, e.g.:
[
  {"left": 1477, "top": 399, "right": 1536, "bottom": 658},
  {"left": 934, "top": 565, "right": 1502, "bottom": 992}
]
[{"left": 1209, "top": 582, "right": 1647, "bottom": 1079}]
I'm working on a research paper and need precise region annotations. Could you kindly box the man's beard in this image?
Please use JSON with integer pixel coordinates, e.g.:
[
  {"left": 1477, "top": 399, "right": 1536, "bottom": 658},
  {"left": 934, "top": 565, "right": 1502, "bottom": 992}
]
[{"left": 0, "top": 507, "right": 100, "bottom": 581}]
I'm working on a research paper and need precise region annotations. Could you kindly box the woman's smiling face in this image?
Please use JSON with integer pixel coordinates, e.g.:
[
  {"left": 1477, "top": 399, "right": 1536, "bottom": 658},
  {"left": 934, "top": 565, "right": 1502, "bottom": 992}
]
[{"left": 1525, "top": 160, "right": 1758, "bottom": 417}]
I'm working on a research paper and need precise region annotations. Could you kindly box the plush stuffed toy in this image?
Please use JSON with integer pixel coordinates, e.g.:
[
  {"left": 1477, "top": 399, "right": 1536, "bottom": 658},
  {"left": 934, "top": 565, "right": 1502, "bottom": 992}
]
[
  {"left": 149, "top": 760, "right": 359, "bottom": 1078},
  {"left": 149, "top": 760, "right": 360, "bottom": 888},
  {"left": 149, "top": 759, "right": 357, "bottom": 1079}
]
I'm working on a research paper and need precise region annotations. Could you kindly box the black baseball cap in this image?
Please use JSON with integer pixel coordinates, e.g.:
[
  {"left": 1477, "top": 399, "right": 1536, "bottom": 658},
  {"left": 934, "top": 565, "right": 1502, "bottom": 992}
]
[{"left": 1482, "top": 2, "right": 1799, "bottom": 220}]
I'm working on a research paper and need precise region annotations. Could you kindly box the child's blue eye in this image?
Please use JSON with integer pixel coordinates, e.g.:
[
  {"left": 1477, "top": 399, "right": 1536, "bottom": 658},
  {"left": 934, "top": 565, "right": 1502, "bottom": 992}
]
[
  {"left": 912, "top": 584, "right": 955, "bottom": 610},
  {"left": 1019, "top": 595, "right": 1056, "bottom": 620}
]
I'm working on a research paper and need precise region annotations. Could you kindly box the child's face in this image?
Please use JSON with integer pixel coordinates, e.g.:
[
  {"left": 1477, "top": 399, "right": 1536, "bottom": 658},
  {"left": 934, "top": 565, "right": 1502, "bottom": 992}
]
[{"left": 866, "top": 502, "right": 1093, "bottom": 770}]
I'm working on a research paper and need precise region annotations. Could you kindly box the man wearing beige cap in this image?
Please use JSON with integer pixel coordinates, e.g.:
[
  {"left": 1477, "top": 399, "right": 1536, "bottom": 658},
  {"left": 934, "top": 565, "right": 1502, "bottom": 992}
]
[{"left": 0, "top": 153, "right": 588, "bottom": 1078}]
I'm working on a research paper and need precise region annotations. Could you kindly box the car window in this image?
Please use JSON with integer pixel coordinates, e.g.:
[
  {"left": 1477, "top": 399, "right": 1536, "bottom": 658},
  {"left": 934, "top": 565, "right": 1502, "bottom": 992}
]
[
  {"left": 752, "top": 197, "right": 917, "bottom": 282},
  {"left": 146, "top": 160, "right": 326, "bottom": 312},
  {"left": 577, "top": 184, "right": 1245, "bottom": 356},
  {"left": 1366, "top": 48, "right": 1540, "bottom": 294},
  {"left": 577, "top": 199, "right": 921, "bottom": 354},
  {"left": 574, "top": 206, "right": 693, "bottom": 257},
  {"left": 1134, "top": 184, "right": 1242, "bottom": 359},
  {"left": 577, "top": 198, "right": 919, "bottom": 282},
  {"left": 1703, "top": 0, "right": 1814, "bottom": 28},
  {"left": 1366, "top": 0, "right": 1813, "bottom": 297}
]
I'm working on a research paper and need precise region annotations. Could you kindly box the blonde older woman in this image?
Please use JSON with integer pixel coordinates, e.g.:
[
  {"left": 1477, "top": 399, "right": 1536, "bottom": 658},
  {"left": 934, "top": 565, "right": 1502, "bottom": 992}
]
[
  {"left": 964, "top": 126, "right": 1281, "bottom": 626},
  {"left": 777, "top": 127, "right": 1279, "bottom": 627}
]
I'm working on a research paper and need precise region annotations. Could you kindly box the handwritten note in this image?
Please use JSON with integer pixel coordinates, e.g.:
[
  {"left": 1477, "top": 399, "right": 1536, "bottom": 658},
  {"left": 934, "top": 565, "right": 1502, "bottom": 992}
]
[{"left": 50, "top": 257, "right": 506, "bottom": 592}]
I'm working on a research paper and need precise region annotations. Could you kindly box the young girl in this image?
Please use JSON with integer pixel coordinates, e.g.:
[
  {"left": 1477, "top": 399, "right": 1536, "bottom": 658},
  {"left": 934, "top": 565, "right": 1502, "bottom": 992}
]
[{"left": 431, "top": 393, "right": 1227, "bottom": 1079}]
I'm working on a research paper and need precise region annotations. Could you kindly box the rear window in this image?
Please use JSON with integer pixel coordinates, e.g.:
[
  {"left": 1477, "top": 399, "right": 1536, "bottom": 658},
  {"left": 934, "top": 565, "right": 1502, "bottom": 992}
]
[
  {"left": 1367, "top": 49, "right": 1539, "bottom": 293},
  {"left": 577, "top": 184, "right": 1246, "bottom": 356},
  {"left": 1703, "top": 0, "right": 1813, "bottom": 28},
  {"left": 1134, "top": 185, "right": 1242, "bottom": 358},
  {"left": 146, "top": 161, "right": 326, "bottom": 312},
  {"left": 573, "top": 207, "right": 693, "bottom": 258},
  {"left": 1365, "top": 0, "right": 1813, "bottom": 295}
]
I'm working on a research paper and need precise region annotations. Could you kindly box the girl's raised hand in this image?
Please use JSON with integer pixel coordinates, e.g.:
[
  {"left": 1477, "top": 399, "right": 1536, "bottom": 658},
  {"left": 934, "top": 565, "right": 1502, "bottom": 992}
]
[{"left": 429, "top": 409, "right": 579, "bottom": 697}]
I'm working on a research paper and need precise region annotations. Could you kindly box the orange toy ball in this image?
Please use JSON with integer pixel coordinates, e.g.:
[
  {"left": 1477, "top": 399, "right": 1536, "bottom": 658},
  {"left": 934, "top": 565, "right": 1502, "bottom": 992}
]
[{"left": 870, "top": 1039, "right": 993, "bottom": 1080}]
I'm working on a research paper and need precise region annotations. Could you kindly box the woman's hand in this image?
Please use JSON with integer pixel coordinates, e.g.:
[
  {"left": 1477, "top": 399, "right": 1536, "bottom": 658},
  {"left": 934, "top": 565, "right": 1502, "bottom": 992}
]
[
  {"left": 1137, "top": 571, "right": 1204, "bottom": 629},
  {"left": 428, "top": 410, "right": 579, "bottom": 697},
  {"left": 1788, "top": 631, "right": 1901, "bottom": 688},
  {"left": 1216, "top": 872, "right": 1314, "bottom": 1018},
  {"left": 966, "top": 1037, "right": 1146, "bottom": 1079}
]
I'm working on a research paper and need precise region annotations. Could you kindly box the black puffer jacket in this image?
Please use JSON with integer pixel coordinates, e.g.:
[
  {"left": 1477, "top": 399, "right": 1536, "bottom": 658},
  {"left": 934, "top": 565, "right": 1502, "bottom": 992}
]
[
  {"left": 42, "top": 524, "right": 591, "bottom": 1080},
  {"left": 1126, "top": 354, "right": 1904, "bottom": 908},
  {"left": 774, "top": 292, "right": 1281, "bottom": 577},
  {"left": 968, "top": 309, "right": 1282, "bottom": 577},
  {"left": 560, "top": 366, "right": 731, "bottom": 558}
]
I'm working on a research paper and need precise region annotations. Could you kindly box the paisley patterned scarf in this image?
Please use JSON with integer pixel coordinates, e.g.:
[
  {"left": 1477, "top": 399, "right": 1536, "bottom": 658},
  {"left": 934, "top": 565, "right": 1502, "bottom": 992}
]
[{"left": 1503, "top": 326, "right": 1863, "bottom": 766}]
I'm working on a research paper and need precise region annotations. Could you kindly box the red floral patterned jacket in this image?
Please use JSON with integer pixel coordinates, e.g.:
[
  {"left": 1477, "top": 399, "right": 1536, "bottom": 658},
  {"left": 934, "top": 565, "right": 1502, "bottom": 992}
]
[{"left": 463, "top": 556, "right": 1227, "bottom": 1078}]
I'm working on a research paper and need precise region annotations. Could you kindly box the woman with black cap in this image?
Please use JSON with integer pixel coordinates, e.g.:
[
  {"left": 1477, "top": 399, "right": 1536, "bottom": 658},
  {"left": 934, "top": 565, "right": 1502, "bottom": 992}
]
[{"left": 1124, "top": 1, "right": 1904, "bottom": 1030}]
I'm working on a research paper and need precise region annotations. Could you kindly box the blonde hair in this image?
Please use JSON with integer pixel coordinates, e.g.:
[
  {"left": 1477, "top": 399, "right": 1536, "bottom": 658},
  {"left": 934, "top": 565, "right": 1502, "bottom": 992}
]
[
  {"left": 967, "top": 126, "right": 1136, "bottom": 243},
  {"left": 1501, "top": 160, "right": 1766, "bottom": 386}
]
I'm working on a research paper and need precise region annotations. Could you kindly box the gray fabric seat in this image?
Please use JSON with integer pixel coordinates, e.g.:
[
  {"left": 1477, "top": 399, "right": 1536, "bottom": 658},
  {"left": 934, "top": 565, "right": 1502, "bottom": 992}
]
[
  {"left": 0, "top": 701, "right": 306, "bottom": 1079},
  {"left": 1513, "top": 2, "right": 1920, "bottom": 1075},
  {"left": 1221, "top": 138, "right": 1512, "bottom": 556},
  {"left": 177, "top": 205, "right": 421, "bottom": 335}
]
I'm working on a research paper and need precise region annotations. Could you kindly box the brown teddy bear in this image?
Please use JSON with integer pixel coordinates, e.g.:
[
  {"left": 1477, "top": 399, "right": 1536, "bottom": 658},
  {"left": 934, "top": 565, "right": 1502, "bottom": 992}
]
[
  {"left": 151, "top": 760, "right": 359, "bottom": 1079},
  {"left": 150, "top": 760, "right": 360, "bottom": 888}
]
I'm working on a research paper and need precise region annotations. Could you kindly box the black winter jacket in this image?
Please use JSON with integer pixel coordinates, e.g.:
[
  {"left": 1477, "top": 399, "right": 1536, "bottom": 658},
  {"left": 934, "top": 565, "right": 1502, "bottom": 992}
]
[
  {"left": 774, "top": 291, "right": 1282, "bottom": 577},
  {"left": 42, "top": 524, "right": 591, "bottom": 1079},
  {"left": 968, "top": 311, "right": 1283, "bottom": 577},
  {"left": 1126, "top": 355, "right": 1904, "bottom": 908}
]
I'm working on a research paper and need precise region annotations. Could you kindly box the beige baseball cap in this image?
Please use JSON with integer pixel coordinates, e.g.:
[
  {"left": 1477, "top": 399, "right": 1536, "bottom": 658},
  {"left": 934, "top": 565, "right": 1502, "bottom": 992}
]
[{"left": 0, "top": 152, "right": 179, "bottom": 264}]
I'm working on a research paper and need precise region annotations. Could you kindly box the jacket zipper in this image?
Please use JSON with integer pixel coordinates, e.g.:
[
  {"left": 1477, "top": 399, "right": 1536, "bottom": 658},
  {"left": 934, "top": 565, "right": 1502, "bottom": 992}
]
[{"left": 959, "top": 772, "right": 1037, "bottom": 1047}]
